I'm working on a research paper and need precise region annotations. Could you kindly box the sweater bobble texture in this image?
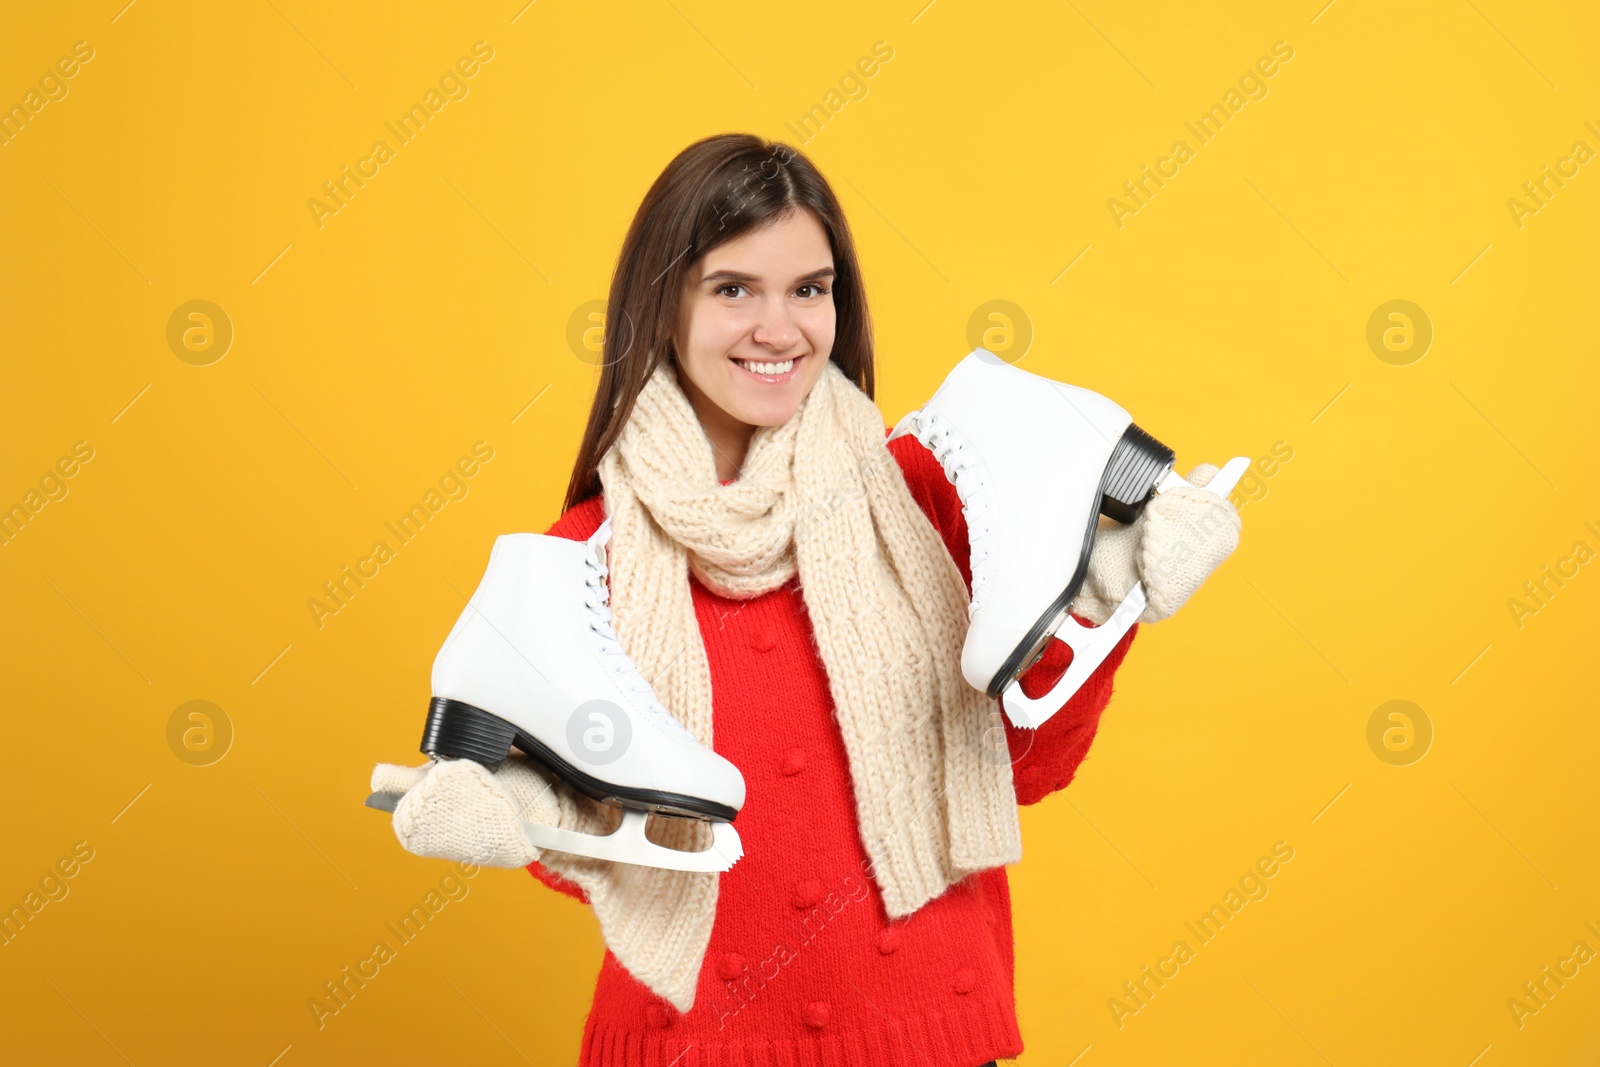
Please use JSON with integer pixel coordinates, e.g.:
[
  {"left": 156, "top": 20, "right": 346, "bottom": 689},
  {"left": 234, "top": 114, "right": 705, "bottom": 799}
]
[{"left": 524, "top": 430, "right": 1137, "bottom": 1067}]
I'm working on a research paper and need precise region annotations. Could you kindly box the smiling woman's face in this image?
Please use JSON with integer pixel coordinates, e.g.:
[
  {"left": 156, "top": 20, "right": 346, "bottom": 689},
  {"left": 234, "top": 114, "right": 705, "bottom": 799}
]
[{"left": 672, "top": 208, "right": 837, "bottom": 463}]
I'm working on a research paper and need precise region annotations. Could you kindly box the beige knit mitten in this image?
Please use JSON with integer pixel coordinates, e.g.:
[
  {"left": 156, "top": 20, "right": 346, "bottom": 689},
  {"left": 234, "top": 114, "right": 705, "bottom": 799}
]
[
  {"left": 1071, "top": 463, "right": 1241, "bottom": 625},
  {"left": 372, "top": 755, "right": 562, "bottom": 868}
]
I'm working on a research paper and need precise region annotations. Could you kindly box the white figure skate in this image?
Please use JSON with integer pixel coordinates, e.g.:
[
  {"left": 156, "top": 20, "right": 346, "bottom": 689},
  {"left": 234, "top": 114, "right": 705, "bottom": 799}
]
[
  {"left": 371, "top": 520, "right": 745, "bottom": 872},
  {"left": 889, "top": 348, "right": 1247, "bottom": 729}
]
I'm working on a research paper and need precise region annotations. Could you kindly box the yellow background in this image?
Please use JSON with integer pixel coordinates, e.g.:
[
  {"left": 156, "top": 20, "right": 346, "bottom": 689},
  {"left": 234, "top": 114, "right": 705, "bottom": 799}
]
[{"left": 3, "top": 1, "right": 1597, "bottom": 1063}]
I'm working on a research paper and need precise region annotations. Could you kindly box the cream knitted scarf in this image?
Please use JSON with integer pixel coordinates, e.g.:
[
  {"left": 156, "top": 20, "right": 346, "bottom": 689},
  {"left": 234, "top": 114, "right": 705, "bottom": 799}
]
[{"left": 532, "top": 357, "right": 1022, "bottom": 1012}]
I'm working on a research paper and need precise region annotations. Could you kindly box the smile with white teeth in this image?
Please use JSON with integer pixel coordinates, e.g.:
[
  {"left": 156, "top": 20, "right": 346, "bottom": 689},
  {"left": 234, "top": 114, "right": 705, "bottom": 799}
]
[{"left": 735, "top": 357, "right": 795, "bottom": 375}]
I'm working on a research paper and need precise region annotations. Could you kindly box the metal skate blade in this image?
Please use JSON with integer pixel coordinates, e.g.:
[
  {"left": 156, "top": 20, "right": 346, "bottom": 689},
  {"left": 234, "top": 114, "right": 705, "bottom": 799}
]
[
  {"left": 1000, "top": 583, "right": 1146, "bottom": 729},
  {"left": 521, "top": 811, "right": 744, "bottom": 873},
  {"left": 365, "top": 791, "right": 401, "bottom": 813},
  {"left": 1156, "top": 455, "right": 1250, "bottom": 501}
]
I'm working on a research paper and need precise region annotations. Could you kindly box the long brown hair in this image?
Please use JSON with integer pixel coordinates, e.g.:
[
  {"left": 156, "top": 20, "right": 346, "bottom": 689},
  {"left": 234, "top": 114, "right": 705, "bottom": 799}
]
[{"left": 562, "top": 133, "right": 876, "bottom": 512}]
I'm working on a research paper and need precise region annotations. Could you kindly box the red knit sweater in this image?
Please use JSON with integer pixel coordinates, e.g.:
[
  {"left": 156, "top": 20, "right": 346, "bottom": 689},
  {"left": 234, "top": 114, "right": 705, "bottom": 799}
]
[{"left": 531, "top": 431, "right": 1137, "bottom": 1067}]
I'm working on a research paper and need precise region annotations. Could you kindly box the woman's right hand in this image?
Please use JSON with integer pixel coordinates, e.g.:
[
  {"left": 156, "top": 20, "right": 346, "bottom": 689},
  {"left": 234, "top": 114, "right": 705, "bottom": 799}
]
[{"left": 370, "top": 754, "right": 561, "bottom": 868}]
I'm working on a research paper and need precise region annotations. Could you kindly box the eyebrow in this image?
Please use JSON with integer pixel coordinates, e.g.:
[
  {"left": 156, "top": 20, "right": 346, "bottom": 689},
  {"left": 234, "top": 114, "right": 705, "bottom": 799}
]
[{"left": 699, "top": 266, "right": 836, "bottom": 286}]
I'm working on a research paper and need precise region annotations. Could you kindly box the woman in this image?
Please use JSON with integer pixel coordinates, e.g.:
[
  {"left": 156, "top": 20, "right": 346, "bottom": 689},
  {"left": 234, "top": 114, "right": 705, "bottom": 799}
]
[{"left": 375, "top": 133, "right": 1240, "bottom": 1067}]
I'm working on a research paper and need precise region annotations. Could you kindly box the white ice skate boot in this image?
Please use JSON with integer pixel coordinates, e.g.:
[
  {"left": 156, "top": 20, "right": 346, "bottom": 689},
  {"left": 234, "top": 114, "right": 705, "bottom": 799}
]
[
  {"left": 411, "top": 519, "right": 745, "bottom": 872},
  {"left": 890, "top": 348, "right": 1247, "bottom": 728}
]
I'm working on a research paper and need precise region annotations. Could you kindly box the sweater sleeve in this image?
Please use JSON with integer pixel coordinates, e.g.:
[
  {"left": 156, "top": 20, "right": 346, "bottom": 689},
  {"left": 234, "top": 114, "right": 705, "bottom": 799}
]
[
  {"left": 517, "top": 495, "right": 610, "bottom": 905},
  {"left": 885, "top": 429, "right": 1138, "bottom": 806}
]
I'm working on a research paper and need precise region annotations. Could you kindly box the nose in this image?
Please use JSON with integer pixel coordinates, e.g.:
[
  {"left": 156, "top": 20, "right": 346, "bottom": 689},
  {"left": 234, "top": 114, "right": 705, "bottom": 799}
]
[{"left": 751, "top": 296, "right": 800, "bottom": 351}]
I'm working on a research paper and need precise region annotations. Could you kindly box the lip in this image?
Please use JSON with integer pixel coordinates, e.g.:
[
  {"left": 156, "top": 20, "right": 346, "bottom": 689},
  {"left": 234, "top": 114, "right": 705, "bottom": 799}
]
[{"left": 730, "top": 352, "right": 804, "bottom": 383}]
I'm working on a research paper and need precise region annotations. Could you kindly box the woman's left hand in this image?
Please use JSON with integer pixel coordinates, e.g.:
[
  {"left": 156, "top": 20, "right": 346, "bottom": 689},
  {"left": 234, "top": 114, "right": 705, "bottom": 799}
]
[
  {"left": 372, "top": 754, "right": 561, "bottom": 868},
  {"left": 1071, "top": 463, "right": 1242, "bottom": 625}
]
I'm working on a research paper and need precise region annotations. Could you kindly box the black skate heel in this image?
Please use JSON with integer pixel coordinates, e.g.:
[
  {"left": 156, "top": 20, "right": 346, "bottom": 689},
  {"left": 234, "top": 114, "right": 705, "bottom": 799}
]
[
  {"left": 417, "top": 696, "right": 740, "bottom": 823},
  {"left": 1099, "top": 423, "right": 1176, "bottom": 523},
  {"left": 420, "top": 697, "right": 517, "bottom": 766}
]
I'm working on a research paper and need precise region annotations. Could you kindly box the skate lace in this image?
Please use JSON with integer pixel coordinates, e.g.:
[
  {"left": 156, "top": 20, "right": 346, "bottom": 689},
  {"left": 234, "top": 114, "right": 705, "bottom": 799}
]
[
  {"left": 921, "top": 411, "right": 993, "bottom": 617},
  {"left": 581, "top": 521, "right": 698, "bottom": 742}
]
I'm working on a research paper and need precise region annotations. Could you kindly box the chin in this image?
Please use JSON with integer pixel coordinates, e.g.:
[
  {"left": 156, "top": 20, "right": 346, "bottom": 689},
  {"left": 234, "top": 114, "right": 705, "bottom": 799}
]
[
  {"left": 730, "top": 395, "right": 803, "bottom": 428},
  {"left": 719, "top": 360, "right": 823, "bottom": 425}
]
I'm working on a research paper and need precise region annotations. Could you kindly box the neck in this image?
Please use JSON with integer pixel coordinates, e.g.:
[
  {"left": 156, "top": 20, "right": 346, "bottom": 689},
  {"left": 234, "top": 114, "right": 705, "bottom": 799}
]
[{"left": 705, "top": 422, "right": 753, "bottom": 482}]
